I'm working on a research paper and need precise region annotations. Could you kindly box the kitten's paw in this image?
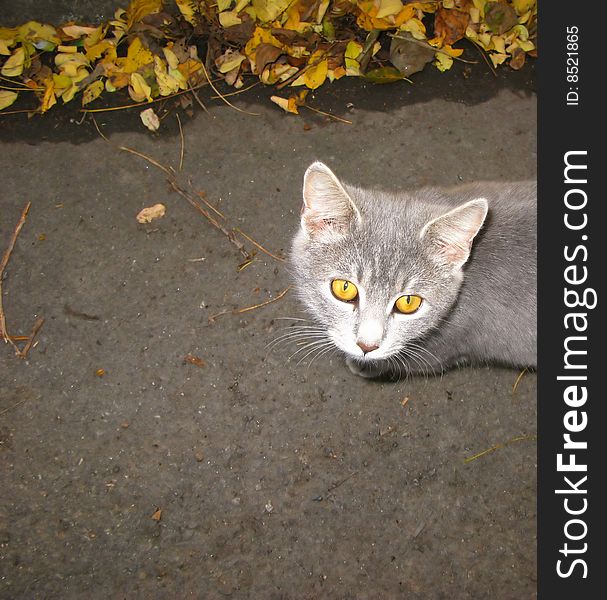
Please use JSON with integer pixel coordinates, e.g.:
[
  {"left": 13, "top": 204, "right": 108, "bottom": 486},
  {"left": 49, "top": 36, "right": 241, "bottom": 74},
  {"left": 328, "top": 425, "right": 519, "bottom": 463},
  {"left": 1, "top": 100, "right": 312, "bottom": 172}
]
[{"left": 346, "top": 357, "right": 382, "bottom": 379}]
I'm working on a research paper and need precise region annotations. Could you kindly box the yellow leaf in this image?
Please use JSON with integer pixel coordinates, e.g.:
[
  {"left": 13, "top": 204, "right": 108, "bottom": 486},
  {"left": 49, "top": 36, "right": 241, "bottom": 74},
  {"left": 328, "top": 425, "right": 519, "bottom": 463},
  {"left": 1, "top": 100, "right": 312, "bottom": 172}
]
[
  {"left": 40, "top": 77, "right": 56, "bottom": 112},
  {"left": 441, "top": 44, "right": 463, "bottom": 57},
  {"left": 0, "top": 39, "right": 13, "bottom": 55},
  {"left": 119, "top": 36, "right": 154, "bottom": 73},
  {"left": 82, "top": 80, "right": 104, "bottom": 105},
  {"left": 251, "top": 0, "right": 291, "bottom": 23},
  {"left": 1, "top": 46, "right": 25, "bottom": 77},
  {"left": 129, "top": 72, "right": 152, "bottom": 102},
  {"left": 17, "top": 21, "right": 60, "bottom": 46},
  {"left": 162, "top": 47, "right": 179, "bottom": 69},
  {"left": 0, "top": 90, "right": 18, "bottom": 111},
  {"left": 154, "top": 56, "right": 180, "bottom": 95},
  {"left": 57, "top": 44, "right": 78, "bottom": 53},
  {"left": 175, "top": 0, "right": 198, "bottom": 26},
  {"left": 376, "top": 0, "right": 403, "bottom": 19},
  {"left": 434, "top": 52, "right": 453, "bottom": 72},
  {"left": 345, "top": 40, "right": 363, "bottom": 76},
  {"left": 218, "top": 11, "right": 242, "bottom": 28},
  {"left": 177, "top": 58, "right": 202, "bottom": 80},
  {"left": 512, "top": 0, "right": 535, "bottom": 15},
  {"left": 215, "top": 49, "right": 246, "bottom": 74},
  {"left": 52, "top": 73, "right": 72, "bottom": 92},
  {"left": 125, "top": 0, "right": 163, "bottom": 28},
  {"left": 61, "top": 24, "right": 99, "bottom": 39},
  {"left": 489, "top": 52, "right": 509, "bottom": 68},
  {"left": 55, "top": 53, "right": 89, "bottom": 78},
  {"left": 491, "top": 35, "right": 506, "bottom": 54},
  {"left": 217, "top": 0, "right": 233, "bottom": 10},
  {"left": 400, "top": 18, "right": 427, "bottom": 40},
  {"left": 303, "top": 51, "right": 328, "bottom": 90},
  {"left": 86, "top": 40, "right": 114, "bottom": 61},
  {"left": 270, "top": 94, "right": 299, "bottom": 114}
]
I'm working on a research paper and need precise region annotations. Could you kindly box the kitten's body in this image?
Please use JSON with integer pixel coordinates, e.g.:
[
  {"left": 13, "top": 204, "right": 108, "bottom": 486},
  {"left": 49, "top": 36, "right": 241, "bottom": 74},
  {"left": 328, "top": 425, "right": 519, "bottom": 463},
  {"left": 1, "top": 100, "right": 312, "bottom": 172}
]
[{"left": 291, "top": 163, "right": 536, "bottom": 378}]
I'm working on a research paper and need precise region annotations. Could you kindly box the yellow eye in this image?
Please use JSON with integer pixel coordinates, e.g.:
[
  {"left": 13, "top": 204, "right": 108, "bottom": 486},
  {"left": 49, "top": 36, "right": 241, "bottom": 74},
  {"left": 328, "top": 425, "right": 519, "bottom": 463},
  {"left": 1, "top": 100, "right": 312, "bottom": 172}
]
[
  {"left": 331, "top": 279, "right": 359, "bottom": 302},
  {"left": 394, "top": 294, "right": 423, "bottom": 314}
]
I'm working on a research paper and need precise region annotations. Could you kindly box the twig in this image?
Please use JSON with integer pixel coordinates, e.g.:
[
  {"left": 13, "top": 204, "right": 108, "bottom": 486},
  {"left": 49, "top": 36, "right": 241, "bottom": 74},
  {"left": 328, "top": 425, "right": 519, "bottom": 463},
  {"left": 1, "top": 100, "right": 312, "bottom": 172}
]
[
  {"left": 198, "top": 61, "right": 259, "bottom": 116},
  {"left": 197, "top": 191, "right": 225, "bottom": 219},
  {"left": 0, "top": 202, "right": 31, "bottom": 355},
  {"left": 81, "top": 78, "right": 216, "bottom": 113},
  {"left": 469, "top": 38, "right": 497, "bottom": 76},
  {"left": 208, "top": 286, "right": 291, "bottom": 323},
  {"left": 302, "top": 104, "right": 352, "bottom": 125},
  {"left": 512, "top": 368, "right": 528, "bottom": 394},
  {"left": 168, "top": 180, "right": 251, "bottom": 261},
  {"left": 19, "top": 317, "right": 44, "bottom": 360},
  {"left": 0, "top": 397, "right": 28, "bottom": 417},
  {"left": 327, "top": 470, "right": 359, "bottom": 494},
  {"left": 209, "top": 81, "right": 260, "bottom": 100},
  {"left": 234, "top": 227, "right": 286, "bottom": 262},
  {"left": 176, "top": 113, "right": 185, "bottom": 171},
  {"left": 464, "top": 434, "right": 537, "bottom": 464},
  {"left": 92, "top": 119, "right": 253, "bottom": 261},
  {"left": 188, "top": 80, "right": 210, "bottom": 115},
  {"left": 119, "top": 145, "right": 174, "bottom": 177}
]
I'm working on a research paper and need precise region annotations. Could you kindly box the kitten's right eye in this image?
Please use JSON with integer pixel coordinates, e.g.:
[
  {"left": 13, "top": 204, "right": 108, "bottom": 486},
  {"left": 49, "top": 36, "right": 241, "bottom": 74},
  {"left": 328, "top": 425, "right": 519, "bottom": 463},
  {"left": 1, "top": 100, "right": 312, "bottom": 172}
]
[{"left": 331, "top": 279, "right": 358, "bottom": 302}]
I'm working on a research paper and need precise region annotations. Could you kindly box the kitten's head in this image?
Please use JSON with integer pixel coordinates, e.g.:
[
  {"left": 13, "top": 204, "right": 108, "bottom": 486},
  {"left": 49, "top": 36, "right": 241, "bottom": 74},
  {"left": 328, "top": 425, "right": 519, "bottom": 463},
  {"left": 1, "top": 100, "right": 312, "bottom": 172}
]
[{"left": 290, "top": 162, "right": 488, "bottom": 365}]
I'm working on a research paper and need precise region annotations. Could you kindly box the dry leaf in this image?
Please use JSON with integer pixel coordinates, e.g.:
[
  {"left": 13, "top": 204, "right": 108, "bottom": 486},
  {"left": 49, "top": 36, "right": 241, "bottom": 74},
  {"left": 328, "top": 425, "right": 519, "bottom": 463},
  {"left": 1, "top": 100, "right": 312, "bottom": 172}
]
[
  {"left": 434, "top": 7, "right": 469, "bottom": 45},
  {"left": 0, "top": 90, "right": 18, "bottom": 110},
  {"left": 136, "top": 202, "right": 165, "bottom": 222},
  {"left": 184, "top": 354, "right": 206, "bottom": 368},
  {"left": 151, "top": 508, "right": 162, "bottom": 521},
  {"left": 1, "top": 46, "right": 25, "bottom": 76}
]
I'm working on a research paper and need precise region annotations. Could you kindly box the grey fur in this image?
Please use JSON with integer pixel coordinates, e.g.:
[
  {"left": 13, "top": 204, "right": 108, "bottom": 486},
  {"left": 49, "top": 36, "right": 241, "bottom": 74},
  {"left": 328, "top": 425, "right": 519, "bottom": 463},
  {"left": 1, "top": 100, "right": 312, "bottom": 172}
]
[{"left": 290, "top": 162, "right": 536, "bottom": 378}]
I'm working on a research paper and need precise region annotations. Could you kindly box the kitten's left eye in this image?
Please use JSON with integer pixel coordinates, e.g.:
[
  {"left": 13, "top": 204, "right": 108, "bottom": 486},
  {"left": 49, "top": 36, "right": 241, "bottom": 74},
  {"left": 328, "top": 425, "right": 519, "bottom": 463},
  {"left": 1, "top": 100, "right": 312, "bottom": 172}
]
[
  {"left": 331, "top": 279, "right": 358, "bottom": 302},
  {"left": 394, "top": 294, "right": 423, "bottom": 314}
]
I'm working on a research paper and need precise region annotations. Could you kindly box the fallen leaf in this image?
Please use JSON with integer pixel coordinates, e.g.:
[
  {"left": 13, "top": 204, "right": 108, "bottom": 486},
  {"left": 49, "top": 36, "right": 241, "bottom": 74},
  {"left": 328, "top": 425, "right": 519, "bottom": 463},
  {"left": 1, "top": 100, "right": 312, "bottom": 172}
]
[
  {"left": 61, "top": 24, "right": 100, "bottom": 39},
  {"left": 151, "top": 508, "right": 162, "bottom": 521},
  {"left": 390, "top": 32, "right": 434, "bottom": 76},
  {"left": 1, "top": 46, "right": 26, "bottom": 77},
  {"left": 271, "top": 94, "right": 298, "bottom": 114},
  {"left": 215, "top": 48, "right": 246, "bottom": 74},
  {"left": 253, "top": 43, "right": 284, "bottom": 75},
  {"left": 119, "top": 36, "right": 154, "bottom": 73},
  {"left": 136, "top": 202, "right": 165, "bottom": 221},
  {"left": 0, "top": 90, "right": 18, "bottom": 110},
  {"left": 125, "top": 0, "right": 163, "bottom": 28},
  {"left": 364, "top": 65, "right": 410, "bottom": 84},
  {"left": 302, "top": 49, "right": 328, "bottom": 89},
  {"left": 434, "top": 7, "right": 469, "bottom": 45},
  {"left": 175, "top": 0, "right": 199, "bottom": 26},
  {"left": 184, "top": 354, "right": 206, "bottom": 368},
  {"left": 484, "top": 2, "right": 518, "bottom": 35},
  {"left": 129, "top": 72, "right": 152, "bottom": 102},
  {"left": 82, "top": 79, "right": 104, "bottom": 105},
  {"left": 218, "top": 11, "right": 243, "bottom": 28}
]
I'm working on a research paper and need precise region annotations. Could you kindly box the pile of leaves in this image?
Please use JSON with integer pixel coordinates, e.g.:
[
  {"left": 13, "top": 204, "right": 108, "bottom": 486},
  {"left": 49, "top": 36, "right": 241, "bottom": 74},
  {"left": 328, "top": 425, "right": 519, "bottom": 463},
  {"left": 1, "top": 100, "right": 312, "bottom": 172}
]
[{"left": 0, "top": 0, "right": 536, "bottom": 115}]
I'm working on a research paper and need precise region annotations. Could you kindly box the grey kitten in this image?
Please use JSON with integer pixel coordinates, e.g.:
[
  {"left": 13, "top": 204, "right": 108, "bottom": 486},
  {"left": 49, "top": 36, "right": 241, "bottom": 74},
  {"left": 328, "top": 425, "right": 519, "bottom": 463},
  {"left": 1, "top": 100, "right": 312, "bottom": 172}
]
[{"left": 290, "top": 162, "right": 536, "bottom": 378}]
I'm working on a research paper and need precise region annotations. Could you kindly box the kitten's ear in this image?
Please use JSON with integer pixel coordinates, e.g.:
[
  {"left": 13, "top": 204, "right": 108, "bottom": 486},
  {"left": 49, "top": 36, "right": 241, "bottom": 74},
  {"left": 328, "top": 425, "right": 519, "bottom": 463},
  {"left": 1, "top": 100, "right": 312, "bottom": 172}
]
[
  {"left": 301, "top": 162, "right": 361, "bottom": 237},
  {"left": 420, "top": 198, "right": 488, "bottom": 269}
]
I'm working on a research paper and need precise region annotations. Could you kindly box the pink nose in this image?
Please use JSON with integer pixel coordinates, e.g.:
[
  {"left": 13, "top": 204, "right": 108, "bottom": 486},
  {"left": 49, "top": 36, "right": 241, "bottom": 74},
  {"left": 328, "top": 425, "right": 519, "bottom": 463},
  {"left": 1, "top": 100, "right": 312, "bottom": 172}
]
[{"left": 357, "top": 341, "right": 379, "bottom": 354}]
